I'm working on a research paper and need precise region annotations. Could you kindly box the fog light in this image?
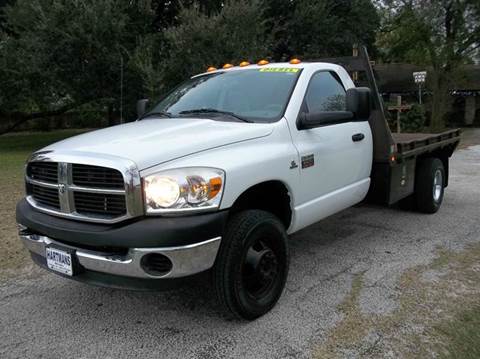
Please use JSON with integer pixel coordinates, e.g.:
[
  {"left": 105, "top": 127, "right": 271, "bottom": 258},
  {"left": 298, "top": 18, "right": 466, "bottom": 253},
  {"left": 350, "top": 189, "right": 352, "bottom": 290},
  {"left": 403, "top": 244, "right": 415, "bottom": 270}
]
[{"left": 140, "top": 253, "right": 173, "bottom": 276}]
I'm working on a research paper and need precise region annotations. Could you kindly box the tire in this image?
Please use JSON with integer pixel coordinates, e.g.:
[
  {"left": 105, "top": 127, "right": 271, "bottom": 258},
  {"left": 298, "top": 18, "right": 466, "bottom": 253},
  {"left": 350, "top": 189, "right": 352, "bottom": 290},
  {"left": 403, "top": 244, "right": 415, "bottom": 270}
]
[
  {"left": 213, "top": 210, "right": 289, "bottom": 320},
  {"left": 414, "top": 158, "right": 445, "bottom": 213}
]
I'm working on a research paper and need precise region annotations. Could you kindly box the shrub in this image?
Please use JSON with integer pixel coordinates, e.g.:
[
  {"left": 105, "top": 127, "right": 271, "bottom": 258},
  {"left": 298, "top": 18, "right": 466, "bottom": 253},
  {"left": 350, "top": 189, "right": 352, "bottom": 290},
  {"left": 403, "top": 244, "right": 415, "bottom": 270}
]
[{"left": 401, "top": 103, "right": 426, "bottom": 132}]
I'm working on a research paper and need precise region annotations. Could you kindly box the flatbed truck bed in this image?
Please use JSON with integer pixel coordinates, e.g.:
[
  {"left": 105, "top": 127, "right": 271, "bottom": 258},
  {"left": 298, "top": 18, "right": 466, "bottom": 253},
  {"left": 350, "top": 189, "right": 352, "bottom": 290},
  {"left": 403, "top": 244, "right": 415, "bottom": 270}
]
[{"left": 393, "top": 129, "right": 461, "bottom": 158}]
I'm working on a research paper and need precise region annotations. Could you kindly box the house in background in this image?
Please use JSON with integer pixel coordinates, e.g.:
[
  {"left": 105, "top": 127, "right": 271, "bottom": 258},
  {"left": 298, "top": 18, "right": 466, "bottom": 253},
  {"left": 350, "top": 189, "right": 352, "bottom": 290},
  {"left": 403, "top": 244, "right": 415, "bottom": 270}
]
[{"left": 373, "top": 63, "right": 480, "bottom": 126}]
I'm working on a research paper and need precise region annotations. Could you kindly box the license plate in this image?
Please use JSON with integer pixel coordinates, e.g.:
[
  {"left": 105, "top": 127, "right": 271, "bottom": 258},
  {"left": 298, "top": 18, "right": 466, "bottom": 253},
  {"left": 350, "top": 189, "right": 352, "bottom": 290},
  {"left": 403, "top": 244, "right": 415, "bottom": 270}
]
[{"left": 46, "top": 247, "right": 74, "bottom": 276}]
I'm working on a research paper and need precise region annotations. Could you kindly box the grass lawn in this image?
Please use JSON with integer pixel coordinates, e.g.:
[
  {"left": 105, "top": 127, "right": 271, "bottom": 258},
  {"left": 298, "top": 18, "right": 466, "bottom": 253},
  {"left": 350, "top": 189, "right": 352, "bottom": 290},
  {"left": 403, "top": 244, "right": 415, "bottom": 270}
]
[
  {"left": 438, "top": 305, "right": 480, "bottom": 359},
  {"left": 0, "top": 129, "right": 90, "bottom": 274}
]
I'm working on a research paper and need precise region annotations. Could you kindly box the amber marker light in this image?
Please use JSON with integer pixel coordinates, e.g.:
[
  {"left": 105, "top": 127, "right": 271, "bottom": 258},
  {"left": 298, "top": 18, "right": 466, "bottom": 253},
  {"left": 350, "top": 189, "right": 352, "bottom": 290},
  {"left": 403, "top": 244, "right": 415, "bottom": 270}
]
[
  {"left": 257, "top": 59, "right": 269, "bottom": 66},
  {"left": 239, "top": 61, "right": 250, "bottom": 67},
  {"left": 206, "top": 66, "right": 217, "bottom": 72},
  {"left": 290, "top": 58, "right": 301, "bottom": 64},
  {"left": 208, "top": 177, "right": 223, "bottom": 199},
  {"left": 222, "top": 63, "right": 234, "bottom": 69}
]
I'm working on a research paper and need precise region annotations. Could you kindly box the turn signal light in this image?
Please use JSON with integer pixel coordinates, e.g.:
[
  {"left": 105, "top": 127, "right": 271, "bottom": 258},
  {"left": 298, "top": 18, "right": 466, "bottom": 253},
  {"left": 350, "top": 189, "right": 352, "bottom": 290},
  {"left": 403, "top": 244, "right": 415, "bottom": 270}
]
[
  {"left": 257, "top": 59, "right": 269, "bottom": 66},
  {"left": 208, "top": 177, "right": 223, "bottom": 199},
  {"left": 239, "top": 61, "right": 250, "bottom": 67},
  {"left": 290, "top": 58, "right": 301, "bottom": 64},
  {"left": 222, "top": 63, "right": 234, "bottom": 69}
]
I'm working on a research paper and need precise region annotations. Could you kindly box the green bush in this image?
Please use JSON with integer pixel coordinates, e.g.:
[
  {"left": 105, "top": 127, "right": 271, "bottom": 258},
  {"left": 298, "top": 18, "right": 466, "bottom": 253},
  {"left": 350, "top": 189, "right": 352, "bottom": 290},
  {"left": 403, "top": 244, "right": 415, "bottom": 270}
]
[{"left": 401, "top": 104, "right": 426, "bottom": 132}]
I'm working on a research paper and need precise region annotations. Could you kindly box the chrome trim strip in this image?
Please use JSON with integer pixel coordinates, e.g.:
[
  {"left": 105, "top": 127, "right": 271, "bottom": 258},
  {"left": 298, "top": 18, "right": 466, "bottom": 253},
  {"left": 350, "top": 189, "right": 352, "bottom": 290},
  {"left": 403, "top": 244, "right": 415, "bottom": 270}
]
[
  {"left": 20, "top": 231, "right": 221, "bottom": 279},
  {"left": 26, "top": 195, "right": 129, "bottom": 224},
  {"left": 25, "top": 151, "right": 144, "bottom": 223},
  {"left": 69, "top": 185, "right": 126, "bottom": 195},
  {"left": 25, "top": 177, "right": 59, "bottom": 189}
]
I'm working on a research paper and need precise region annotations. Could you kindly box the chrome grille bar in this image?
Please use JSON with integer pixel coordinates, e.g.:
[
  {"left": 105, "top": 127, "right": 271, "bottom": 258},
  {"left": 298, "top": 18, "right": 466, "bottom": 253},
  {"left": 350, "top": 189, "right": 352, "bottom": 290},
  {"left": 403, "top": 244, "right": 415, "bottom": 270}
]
[{"left": 58, "top": 162, "right": 72, "bottom": 213}]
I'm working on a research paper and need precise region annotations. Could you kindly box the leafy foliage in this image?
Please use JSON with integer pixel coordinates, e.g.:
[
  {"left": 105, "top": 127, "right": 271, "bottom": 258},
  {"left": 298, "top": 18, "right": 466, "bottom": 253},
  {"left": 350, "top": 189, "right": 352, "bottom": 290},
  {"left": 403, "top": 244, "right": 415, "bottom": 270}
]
[
  {"left": 0, "top": 0, "right": 155, "bottom": 131},
  {"left": 401, "top": 104, "right": 427, "bottom": 132},
  {"left": 161, "top": 0, "right": 273, "bottom": 91},
  {"left": 0, "top": 0, "right": 383, "bottom": 132},
  {"left": 288, "top": 0, "right": 379, "bottom": 58}
]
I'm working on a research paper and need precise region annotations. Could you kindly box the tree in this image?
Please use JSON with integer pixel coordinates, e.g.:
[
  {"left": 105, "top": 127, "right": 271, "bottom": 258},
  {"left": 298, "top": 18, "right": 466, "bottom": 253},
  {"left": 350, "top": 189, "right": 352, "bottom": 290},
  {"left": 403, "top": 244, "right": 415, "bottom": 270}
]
[
  {"left": 0, "top": 0, "right": 154, "bottom": 133},
  {"left": 287, "top": 0, "right": 380, "bottom": 58},
  {"left": 377, "top": 0, "right": 480, "bottom": 130},
  {"left": 138, "top": 0, "right": 274, "bottom": 96},
  {"left": 261, "top": 0, "right": 380, "bottom": 60},
  {"left": 0, "top": 0, "right": 382, "bottom": 133}
]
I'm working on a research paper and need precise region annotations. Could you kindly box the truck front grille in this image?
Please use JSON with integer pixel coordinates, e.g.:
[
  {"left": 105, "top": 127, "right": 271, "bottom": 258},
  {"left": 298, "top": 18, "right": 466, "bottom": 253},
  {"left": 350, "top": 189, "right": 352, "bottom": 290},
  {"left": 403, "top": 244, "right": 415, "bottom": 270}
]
[
  {"left": 27, "top": 183, "right": 61, "bottom": 210},
  {"left": 27, "top": 162, "right": 58, "bottom": 184},
  {"left": 74, "top": 192, "right": 126, "bottom": 217},
  {"left": 72, "top": 164, "right": 124, "bottom": 189},
  {"left": 25, "top": 160, "right": 134, "bottom": 223}
]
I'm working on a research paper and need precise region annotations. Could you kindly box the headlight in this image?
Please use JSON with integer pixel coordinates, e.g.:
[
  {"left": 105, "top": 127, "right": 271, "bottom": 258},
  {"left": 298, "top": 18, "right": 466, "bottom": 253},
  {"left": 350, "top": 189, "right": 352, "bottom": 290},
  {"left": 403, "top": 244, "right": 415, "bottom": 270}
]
[{"left": 143, "top": 167, "right": 225, "bottom": 214}]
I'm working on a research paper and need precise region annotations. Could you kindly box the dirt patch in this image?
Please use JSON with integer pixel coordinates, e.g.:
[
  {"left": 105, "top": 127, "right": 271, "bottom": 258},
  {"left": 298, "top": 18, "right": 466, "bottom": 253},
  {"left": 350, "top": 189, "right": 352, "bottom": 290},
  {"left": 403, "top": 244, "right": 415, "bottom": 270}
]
[{"left": 314, "top": 243, "right": 480, "bottom": 358}]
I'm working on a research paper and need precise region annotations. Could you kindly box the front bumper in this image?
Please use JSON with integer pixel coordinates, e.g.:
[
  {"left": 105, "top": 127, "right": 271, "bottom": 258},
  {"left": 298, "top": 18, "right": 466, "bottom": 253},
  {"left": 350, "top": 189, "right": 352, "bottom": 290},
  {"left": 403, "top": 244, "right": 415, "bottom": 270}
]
[
  {"left": 20, "top": 229, "right": 221, "bottom": 279},
  {"left": 16, "top": 198, "right": 228, "bottom": 287}
]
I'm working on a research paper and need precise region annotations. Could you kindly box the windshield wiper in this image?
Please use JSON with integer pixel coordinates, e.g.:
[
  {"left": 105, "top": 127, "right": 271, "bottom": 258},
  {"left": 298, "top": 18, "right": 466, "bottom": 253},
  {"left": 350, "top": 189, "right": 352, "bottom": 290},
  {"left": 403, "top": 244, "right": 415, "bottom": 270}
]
[
  {"left": 178, "top": 108, "right": 252, "bottom": 123},
  {"left": 138, "top": 111, "right": 172, "bottom": 120}
]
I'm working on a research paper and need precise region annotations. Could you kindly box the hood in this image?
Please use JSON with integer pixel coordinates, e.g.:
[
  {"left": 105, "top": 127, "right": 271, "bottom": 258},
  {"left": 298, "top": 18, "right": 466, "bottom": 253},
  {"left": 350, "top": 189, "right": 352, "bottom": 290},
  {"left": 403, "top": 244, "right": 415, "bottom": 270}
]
[{"left": 41, "top": 118, "right": 273, "bottom": 169}]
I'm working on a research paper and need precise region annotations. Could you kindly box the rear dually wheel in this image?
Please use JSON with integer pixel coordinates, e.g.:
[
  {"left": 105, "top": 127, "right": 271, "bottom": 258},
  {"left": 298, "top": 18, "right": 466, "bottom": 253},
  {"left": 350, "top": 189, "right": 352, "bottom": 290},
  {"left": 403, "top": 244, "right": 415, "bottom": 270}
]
[{"left": 415, "top": 157, "right": 445, "bottom": 213}]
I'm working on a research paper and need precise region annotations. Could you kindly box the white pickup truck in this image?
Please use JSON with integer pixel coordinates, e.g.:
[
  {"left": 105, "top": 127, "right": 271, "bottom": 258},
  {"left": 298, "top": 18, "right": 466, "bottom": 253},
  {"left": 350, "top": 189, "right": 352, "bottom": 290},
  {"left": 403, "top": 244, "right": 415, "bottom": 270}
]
[{"left": 17, "top": 47, "right": 460, "bottom": 319}]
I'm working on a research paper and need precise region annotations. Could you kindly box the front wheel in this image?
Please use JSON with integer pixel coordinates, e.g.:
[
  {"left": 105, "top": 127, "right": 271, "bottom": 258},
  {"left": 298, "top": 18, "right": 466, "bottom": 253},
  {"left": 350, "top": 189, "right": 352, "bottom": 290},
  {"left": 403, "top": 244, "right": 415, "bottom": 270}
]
[{"left": 213, "top": 210, "right": 289, "bottom": 320}]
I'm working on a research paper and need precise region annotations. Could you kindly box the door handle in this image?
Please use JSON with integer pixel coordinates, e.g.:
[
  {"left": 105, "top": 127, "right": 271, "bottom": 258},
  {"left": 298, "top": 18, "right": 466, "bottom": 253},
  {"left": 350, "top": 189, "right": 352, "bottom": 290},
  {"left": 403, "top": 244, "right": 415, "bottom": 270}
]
[{"left": 352, "top": 133, "right": 365, "bottom": 142}]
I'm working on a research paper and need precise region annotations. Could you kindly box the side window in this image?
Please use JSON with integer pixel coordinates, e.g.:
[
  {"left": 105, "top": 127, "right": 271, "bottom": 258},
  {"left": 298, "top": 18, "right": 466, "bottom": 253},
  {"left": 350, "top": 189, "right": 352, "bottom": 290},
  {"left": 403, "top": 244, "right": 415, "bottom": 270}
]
[{"left": 305, "top": 71, "right": 346, "bottom": 113}]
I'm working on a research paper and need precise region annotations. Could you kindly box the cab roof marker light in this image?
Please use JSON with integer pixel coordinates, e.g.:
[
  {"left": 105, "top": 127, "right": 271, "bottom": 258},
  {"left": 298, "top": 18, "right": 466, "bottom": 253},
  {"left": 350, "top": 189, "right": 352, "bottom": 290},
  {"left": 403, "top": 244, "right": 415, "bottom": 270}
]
[
  {"left": 206, "top": 66, "right": 217, "bottom": 72},
  {"left": 289, "top": 58, "right": 301, "bottom": 64},
  {"left": 239, "top": 61, "right": 250, "bottom": 67},
  {"left": 257, "top": 59, "right": 269, "bottom": 66},
  {"left": 222, "top": 63, "right": 234, "bottom": 69}
]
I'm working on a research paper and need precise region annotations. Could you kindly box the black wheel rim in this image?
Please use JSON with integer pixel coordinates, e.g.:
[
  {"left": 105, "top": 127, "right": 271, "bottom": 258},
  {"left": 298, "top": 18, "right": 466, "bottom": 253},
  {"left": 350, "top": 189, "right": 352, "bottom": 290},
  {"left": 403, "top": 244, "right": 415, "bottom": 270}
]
[{"left": 242, "top": 238, "right": 279, "bottom": 300}]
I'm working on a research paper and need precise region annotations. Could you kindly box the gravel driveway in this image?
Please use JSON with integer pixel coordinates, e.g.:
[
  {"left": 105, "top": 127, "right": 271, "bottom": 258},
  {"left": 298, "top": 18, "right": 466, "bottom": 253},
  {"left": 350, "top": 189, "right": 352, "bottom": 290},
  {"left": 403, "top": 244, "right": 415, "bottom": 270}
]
[{"left": 1, "top": 141, "right": 479, "bottom": 359}]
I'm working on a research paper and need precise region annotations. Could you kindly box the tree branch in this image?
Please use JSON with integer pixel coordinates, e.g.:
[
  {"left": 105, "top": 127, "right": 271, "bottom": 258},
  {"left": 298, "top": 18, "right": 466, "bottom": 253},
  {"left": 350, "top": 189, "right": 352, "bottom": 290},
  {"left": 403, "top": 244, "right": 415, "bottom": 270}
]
[
  {"left": 456, "top": 30, "right": 480, "bottom": 56},
  {"left": 0, "top": 103, "right": 81, "bottom": 135}
]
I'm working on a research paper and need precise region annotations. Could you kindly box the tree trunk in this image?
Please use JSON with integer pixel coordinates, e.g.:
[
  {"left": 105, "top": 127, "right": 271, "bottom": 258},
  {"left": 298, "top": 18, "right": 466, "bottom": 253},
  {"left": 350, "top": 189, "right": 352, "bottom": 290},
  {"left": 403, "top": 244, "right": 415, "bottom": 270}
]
[
  {"left": 107, "top": 104, "right": 116, "bottom": 127},
  {"left": 429, "top": 71, "right": 450, "bottom": 132}
]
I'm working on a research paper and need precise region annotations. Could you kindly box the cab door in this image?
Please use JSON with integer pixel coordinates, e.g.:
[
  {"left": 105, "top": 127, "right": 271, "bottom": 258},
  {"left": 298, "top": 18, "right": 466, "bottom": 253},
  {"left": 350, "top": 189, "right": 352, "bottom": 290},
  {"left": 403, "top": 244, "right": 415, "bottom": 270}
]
[{"left": 288, "top": 70, "right": 372, "bottom": 231}]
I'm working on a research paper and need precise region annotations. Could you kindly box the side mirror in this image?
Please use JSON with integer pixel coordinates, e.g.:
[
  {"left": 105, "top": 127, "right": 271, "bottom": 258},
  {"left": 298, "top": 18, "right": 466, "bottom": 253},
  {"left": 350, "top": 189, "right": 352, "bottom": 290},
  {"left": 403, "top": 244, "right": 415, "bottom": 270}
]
[
  {"left": 136, "top": 99, "right": 150, "bottom": 118},
  {"left": 298, "top": 111, "right": 354, "bottom": 129},
  {"left": 346, "top": 87, "right": 371, "bottom": 120}
]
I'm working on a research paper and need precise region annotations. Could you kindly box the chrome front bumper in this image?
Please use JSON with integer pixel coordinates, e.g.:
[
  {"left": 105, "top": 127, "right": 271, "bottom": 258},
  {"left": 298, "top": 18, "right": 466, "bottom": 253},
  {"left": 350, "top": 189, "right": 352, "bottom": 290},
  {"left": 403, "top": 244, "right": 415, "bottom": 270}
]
[{"left": 20, "top": 230, "right": 221, "bottom": 279}]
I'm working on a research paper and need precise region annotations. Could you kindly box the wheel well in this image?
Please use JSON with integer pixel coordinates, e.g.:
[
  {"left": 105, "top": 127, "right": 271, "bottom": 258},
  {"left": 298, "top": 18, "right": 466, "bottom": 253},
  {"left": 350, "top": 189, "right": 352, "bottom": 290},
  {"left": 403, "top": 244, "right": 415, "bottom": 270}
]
[{"left": 229, "top": 181, "right": 292, "bottom": 229}]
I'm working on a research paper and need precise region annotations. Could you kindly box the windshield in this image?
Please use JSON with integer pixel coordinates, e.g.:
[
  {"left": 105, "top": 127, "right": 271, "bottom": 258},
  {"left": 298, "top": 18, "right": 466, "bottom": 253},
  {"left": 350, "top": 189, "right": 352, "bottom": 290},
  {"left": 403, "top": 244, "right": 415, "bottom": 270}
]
[{"left": 148, "top": 68, "right": 301, "bottom": 123}]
